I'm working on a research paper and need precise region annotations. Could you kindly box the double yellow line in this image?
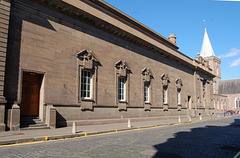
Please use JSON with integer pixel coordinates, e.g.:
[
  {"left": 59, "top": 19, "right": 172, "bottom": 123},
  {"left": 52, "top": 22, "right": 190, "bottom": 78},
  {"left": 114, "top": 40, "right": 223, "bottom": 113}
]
[{"left": 0, "top": 116, "right": 232, "bottom": 148}]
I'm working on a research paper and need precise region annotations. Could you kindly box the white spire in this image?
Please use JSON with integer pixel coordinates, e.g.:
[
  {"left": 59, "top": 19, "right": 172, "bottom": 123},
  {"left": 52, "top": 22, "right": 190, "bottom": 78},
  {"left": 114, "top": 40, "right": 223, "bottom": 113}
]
[{"left": 200, "top": 27, "right": 215, "bottom": 58}]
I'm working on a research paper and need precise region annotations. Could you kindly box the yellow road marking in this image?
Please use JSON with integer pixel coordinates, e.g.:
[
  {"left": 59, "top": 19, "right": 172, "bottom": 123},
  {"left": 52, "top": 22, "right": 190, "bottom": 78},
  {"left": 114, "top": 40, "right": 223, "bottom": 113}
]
[{"left": 0, "top": 116, "right": 233, "bottom": 148}]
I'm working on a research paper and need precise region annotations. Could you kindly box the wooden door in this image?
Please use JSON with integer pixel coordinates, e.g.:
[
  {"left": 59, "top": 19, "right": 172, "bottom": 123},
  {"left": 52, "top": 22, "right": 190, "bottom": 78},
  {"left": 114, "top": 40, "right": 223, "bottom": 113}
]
[{"left": 21, "top": 72, "right": 42, "bottom": 116}]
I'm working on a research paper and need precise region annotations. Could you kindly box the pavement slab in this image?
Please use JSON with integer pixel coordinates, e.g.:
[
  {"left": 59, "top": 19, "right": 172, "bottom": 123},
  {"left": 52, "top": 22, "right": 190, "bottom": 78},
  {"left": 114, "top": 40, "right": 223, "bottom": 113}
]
[{"left": 0, "top": 114, "right": 233, "bottom": 146}]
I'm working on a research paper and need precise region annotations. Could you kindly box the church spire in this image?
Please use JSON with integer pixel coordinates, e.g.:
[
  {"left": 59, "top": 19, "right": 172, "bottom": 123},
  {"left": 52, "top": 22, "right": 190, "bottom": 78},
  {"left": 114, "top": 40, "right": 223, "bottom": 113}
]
[{"left": 200, "top": 26, "right": 215, "bottom": 58}]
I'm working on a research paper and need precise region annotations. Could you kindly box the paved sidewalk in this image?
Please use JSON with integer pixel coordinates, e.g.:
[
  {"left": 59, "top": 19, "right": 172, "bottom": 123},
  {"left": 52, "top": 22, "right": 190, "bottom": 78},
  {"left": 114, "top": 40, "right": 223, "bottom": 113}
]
[{"left": 0, "top": 115, "right": 226, "bottom": 146}]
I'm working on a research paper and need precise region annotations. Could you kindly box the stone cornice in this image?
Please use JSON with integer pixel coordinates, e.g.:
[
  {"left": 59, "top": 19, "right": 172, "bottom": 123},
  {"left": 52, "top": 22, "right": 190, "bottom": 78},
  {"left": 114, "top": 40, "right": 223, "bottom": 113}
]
[
  {"left": 81, "top": 0, "right": 179, "bottom": 50},
  {"left": 28, "top": 0, "right": 214, "bottom": 77}
]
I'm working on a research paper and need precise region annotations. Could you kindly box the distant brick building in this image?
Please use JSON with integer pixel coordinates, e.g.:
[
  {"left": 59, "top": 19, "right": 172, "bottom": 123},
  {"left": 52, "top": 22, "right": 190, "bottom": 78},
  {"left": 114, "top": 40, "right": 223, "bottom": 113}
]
[{"left": 0, "top": 0, "right": 216, "bottom": 131}]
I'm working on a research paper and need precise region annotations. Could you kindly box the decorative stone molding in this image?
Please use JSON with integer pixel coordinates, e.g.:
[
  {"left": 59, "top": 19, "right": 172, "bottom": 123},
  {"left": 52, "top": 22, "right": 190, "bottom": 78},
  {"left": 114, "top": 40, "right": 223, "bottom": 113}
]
[
  {"left": 118, "top": 102, "right": 127, "bottom": 111},
  {"left": 177, "top": 104, "right": 182, "bottom": 111},
  {"left": 161, "top": 73, "right": 169, "bottom": 86},
  {"left": 77, "top": 49, "right": 100, "bottom": 69},
  {"left": 142, "top": 68, "right": 153, "bottom": 111},
  {"left": 77, "top": 49, "right": 101, "bottom": 110},
  {"left": 144, "top": 104, "right": 151, "bottom": 111},
  {"left": 163, "top": 104, "right": 168, "bottom": 111},
  {"left": 142, "top": 68, "right": 152, "bottom": 82},
  {"left": 115, "top": 60, "right": 131, "bottom": 111},
  {"left": 80, "top": 100, "right": 94, "bottom": 111},
  {"left": 176, "top": 78, "right": 183, "bottom": 89},
  {"left": 115, "top": 60, "right": 130, "bottom": 77}
]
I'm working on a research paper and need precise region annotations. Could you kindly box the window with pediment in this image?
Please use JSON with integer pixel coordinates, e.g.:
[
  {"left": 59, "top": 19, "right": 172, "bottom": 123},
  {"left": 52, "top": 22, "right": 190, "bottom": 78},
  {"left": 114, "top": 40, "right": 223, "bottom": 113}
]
[
  {"left": 77, "top": 49, "right": 100, "bottom": 110},
  {"left": 142, "top": 68, "right": 153, "bottom": 111},
  {"left": 115, "top": 60, "right": 131, "bottom": 111},
  {"left": 161, "top": 73, "right": 169, "bottom": 105},
  {"left": 176, "top": 78, "right": 183, "bottom": 105}
]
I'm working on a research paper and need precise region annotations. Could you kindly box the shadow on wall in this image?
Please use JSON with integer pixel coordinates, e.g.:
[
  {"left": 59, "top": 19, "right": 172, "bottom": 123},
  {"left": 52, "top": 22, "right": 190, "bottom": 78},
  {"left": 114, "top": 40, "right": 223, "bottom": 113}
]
[
  {"left": 56, "top": 110, "right": 67, "bottom": 128},
  {"left": 5, "top": 0, "right": 195, "bottom": 107},
  {"left": 152, "top": 118, "right": 240, "bottom": 158},
  {"left": 4, "top": 1, "right": 56, "bottom": 106}
]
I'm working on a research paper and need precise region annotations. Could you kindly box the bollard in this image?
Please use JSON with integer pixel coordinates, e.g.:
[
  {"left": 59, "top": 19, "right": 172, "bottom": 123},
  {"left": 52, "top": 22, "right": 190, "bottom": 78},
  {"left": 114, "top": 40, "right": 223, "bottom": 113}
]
[
  {"left": 188, "top": 116, "right": 191, "bottom": 122},
  {"left": 72, "top": 121, "right": 77, "bottom": 134},
  {"left": 128, "top": 119, "right": 131, "bottom": 128},
  {"left": 178, "top": 116, "right": 181, "bottom": 123}
]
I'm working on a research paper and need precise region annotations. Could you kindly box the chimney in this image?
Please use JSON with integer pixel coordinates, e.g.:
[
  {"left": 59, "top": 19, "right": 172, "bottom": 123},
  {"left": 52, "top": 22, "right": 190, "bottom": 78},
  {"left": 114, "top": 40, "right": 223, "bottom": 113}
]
[{"left": 169, "top": 34, "right": 176, "bottom": 44}]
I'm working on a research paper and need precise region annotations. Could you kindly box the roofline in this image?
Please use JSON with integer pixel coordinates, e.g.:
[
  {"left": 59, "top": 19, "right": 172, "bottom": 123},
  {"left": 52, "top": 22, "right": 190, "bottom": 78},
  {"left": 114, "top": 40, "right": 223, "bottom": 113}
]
[
  {"left": 32, "top": 0, "right": 215, "bottom": 78},
  {"left": 83, "top": 0, "right": 179, "bottom": 50},
  {"left": 220, "top": 78, "right": 240, "bottom": 81}
]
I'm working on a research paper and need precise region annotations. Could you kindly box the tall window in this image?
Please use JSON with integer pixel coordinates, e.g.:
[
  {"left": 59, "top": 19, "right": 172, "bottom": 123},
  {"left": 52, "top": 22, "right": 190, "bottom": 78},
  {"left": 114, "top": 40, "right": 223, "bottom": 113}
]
[
  {"left": 236, "top": 97, "right": 240, "bottom": 108},
  {"left": 118, "top": 77, "right": 126, "bottom": 101},
  {"left": 163, "top": 86, "right": 167, "bottom": 104},
  {"left": 81, "top": 70, "right": 92, "bottom": 99},
  {"left": 177, "top": 89, "right": 181, "bottom": 105},
  {"left": 144, "top": 82, "right": 150, "bottom": 103}
]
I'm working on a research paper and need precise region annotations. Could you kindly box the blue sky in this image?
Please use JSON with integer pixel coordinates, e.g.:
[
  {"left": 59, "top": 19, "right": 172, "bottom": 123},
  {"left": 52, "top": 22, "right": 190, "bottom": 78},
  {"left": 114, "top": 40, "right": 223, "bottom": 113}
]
[{"left": 104, "top": 0, "right": 240, "bottom": 80}]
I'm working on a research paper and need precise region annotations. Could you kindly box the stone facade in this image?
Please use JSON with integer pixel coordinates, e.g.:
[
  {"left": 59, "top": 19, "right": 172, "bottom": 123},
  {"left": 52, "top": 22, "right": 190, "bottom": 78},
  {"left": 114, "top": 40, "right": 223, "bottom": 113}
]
[
  {"left": 217, "top": 79, "right": 240, "bottom": 112},
  {"left": 2, "top": 0, "right": 215, "bottom": 130},
  {"left": 0, "top": 0, "right": 11, "bottom": 131},
  {"left": 197, "top": 28, "right": 239, "bottom": 114}
]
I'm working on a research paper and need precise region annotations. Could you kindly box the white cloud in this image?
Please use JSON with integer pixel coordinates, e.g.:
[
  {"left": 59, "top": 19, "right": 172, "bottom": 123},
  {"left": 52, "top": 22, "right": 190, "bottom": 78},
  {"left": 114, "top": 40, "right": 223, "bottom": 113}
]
[
  {"left": 230, "top": 57, "right": 240, "bottom": 67},
  {"left": 219, "top": 48, "right": 240, "bottom": 58}
]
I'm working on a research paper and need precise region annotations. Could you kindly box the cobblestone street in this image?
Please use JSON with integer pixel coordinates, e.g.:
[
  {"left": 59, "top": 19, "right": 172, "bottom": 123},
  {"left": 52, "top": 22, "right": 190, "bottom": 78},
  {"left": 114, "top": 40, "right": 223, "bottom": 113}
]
[{"left": 0, "top": 115, "right": 240, "bottom": 158}]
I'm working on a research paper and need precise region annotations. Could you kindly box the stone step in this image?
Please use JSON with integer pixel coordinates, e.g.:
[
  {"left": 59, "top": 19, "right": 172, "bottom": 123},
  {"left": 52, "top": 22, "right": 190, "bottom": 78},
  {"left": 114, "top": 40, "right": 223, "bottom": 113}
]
[
  {"left": 21, "top": 120, "right": 43, "bottom": 125},
  {"left": 21, "top": 123, "right": 48, "bottom": 128},
  {"left": 20, "top": 126, "right": 50, "bottom": 130},
  {"left": 20, "top": 117, "right": 42, "bottom": 122},
  {"left": 20, "top": 116, "right": 48, "bottom": 130}
]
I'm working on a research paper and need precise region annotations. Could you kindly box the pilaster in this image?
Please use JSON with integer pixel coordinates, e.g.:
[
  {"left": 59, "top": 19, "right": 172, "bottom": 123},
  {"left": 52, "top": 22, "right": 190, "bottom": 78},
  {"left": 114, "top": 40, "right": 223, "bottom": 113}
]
[{"left": 0, "top": 0, "right": 11, "bottom": 131}]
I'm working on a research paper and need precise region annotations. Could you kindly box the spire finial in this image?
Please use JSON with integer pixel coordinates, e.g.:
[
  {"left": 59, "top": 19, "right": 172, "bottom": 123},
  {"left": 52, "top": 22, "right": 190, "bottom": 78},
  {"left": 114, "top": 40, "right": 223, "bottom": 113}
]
[
  {"left": 200, "top": 20, "right": 215, "bottom": 58},
  {"left": 203, "top": 20, "right": 206, "bottom": 28}
]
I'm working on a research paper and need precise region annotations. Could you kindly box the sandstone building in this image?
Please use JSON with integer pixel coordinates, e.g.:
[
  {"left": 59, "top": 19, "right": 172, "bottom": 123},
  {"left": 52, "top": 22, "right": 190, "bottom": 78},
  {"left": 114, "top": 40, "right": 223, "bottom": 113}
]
[
  {"left": 196, "top": 26, "right": 240, "bottom": 114},
  {"left": 0, "top": 0, "right": 216, "bottom": 131},
  {"left": 217, "top": 79, "right": 240, "bottom": 112}
]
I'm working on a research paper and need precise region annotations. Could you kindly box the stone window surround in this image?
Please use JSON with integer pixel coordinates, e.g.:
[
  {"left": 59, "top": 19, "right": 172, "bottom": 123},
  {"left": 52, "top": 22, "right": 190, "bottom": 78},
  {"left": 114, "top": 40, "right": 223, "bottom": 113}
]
[
  {"left": 176, "top": 78, "right": 183, "bottom": 111},
  {"left": 199, "top": 78, "right": 209, "bottom": 108},
  {"left": 142, "top": 68, "right": 153, "bottom": 111},
  {"left": 235, "top": 97, "right": 240, "bottom": 108},
  {"left": 77, "top": 49, "right": 100, "bottom": 110},
  {"left": 115, "top": 60, "right": 131, "bottom": 111},
  {"left": 161, "top": 73, "right": 169, "bottom": 111}
]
